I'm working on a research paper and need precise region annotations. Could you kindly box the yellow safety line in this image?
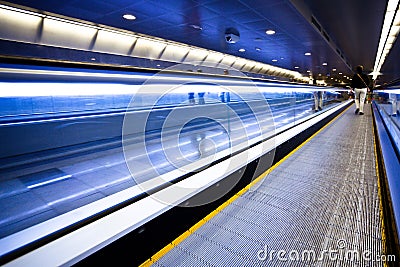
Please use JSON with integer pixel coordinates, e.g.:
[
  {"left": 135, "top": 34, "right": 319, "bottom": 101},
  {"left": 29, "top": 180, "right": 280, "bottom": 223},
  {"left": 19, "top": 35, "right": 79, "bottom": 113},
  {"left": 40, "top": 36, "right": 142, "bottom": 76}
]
[
  {"left": 140, "top": 105, "right": 351, "bottom": 267},
  {"left": 372, "top": 108, "right": 388, "bottom": 267}
]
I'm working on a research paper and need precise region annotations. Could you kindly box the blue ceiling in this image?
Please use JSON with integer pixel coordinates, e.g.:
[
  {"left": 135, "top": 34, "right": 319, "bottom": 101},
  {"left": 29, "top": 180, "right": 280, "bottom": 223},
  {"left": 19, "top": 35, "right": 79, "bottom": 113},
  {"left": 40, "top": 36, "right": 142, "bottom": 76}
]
[{"left": 2, "top": 0, "right": 398, "bottom": 84}]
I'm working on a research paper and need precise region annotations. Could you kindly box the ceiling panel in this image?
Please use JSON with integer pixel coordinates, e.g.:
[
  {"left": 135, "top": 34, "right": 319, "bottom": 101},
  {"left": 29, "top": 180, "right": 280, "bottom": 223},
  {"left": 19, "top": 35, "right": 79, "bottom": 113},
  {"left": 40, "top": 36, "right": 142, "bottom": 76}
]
[
  {"left": 302, "top": 0, "right": 397, "bottom": 82},
  {"left": 1, "top": 0, "right": 398, "bottom": 84}
]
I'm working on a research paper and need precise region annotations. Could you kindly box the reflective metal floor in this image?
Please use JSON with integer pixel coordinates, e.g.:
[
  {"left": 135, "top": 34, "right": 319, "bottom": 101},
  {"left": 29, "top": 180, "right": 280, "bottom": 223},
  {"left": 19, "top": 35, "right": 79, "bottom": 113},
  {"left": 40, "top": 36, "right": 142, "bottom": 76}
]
[{"left": 148, "top": 105, "right": 384, "bottom": 266}]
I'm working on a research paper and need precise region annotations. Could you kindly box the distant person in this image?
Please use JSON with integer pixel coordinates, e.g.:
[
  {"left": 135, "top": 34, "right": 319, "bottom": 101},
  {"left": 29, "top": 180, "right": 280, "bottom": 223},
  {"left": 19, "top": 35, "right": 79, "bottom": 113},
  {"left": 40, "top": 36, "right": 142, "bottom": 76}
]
[
  {"left": 218, "top": 92, "right": 226, "bottom": 102},
  {"left": 197, "top": 92, "right": 205, "bottom": 105},
  {"left": 389, "top": 93, "right": 400, "bottom": 116},
  {"left": 313, "top": 91, "right": 323, "bottom": 112},
  {"left": 188, "top": 92, "right": 205, "bottom": 105},
  {"left": 312, "top": 76, "right": 323, "bottom": 112},
  {"left": 188, "top": 92, "right": 195, "bottom": 105},
  {"left": 351, "top": 65, "right": 370, "bottom": 115}
]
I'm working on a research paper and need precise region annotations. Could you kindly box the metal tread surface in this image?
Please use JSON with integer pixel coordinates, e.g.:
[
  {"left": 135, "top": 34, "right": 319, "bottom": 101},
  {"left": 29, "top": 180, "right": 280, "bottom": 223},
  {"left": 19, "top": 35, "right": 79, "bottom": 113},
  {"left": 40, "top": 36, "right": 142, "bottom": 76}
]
[{"left": 150, "top": 105, "right": 384, "bottom": 267}]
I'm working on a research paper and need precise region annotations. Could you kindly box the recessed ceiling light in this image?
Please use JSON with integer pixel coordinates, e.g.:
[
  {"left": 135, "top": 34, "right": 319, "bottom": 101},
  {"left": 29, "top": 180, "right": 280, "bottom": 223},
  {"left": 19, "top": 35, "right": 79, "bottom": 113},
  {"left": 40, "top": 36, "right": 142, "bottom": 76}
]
[
  {"left": 322, "top": 62, "right": 328, "bottom": 66},
  {"left": 272, "top": 59, "right": 278, "bottom": 62},
  {"left": 255, "top": 47, "right": 261, "bottom": 51},
  {"left": 123, "top": 14, "right": 136, "bottom": 20},
  {"left": 266, "top": 29, "right": 276, "bottom": 35},
  {"left": 332, "top": 68, "right": 337, "bottom": 71},
  {"left": 239, "top": 48, "right": 246, "bottom": 52},
  {"left": 189, "top": 24, "right": 203, "bottom": 30},
  {"left": 304, "top": 52, "right": 311, "bottom": 56},
  {"left": 294, "top": 66, "right": 299, "bottom": 69},
  {"left": 90, "top": 58, "right": 96, "bottom": 61},
  {"left": 339, "top": 72, "right": 342, "bottom": 75}
]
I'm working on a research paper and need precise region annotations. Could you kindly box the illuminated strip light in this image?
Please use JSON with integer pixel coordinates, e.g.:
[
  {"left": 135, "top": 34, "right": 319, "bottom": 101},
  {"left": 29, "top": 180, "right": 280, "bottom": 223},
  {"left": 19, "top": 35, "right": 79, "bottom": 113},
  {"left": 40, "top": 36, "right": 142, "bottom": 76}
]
[
  {"left": 374, "top": 89, "right": 400, "bottom": 94},
  {"left": 27, "top": 175, "right": 72, "bottom": 189},
  {"left": 0, "top": 67, "right": 306, "bottom": 87},
  {"left": 372, "top": 0, "right": 400, "bottom": 80},
  {"left": 0, "top": 83, "right": 139, "bottom": 97},
  {"left": 0, "top": 4, "right": 303, "bottom": 80},
  {"left": 0, "top": 82, "right": 344, "bottom": 97}
]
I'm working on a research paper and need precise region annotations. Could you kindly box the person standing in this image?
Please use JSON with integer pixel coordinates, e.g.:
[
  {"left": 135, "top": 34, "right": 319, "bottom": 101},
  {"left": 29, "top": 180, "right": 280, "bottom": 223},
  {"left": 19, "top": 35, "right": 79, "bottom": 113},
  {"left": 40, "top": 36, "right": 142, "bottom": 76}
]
[
  {"left": 188, "top": 92, "right": 195, "bottom": 105},
  {"left": 313, "top": 91, "right": 323, "bottom": 112},
  {"left": 351, "top": 65, "right": 370, "bottom": 115},
  {"left": 389, "top": 93, "right": 399, "bottom": 116},
  {"left": 312, "top": 76, "right": 323, "bottom": 112}
]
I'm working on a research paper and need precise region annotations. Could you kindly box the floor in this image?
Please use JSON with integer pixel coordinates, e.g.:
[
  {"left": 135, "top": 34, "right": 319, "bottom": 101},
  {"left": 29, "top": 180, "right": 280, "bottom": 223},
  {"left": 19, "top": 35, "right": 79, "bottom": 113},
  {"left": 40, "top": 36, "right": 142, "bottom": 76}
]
[{"left": 149, "top": 104, "right": 384, "bottom": 267}]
